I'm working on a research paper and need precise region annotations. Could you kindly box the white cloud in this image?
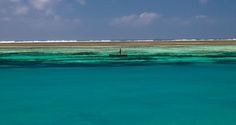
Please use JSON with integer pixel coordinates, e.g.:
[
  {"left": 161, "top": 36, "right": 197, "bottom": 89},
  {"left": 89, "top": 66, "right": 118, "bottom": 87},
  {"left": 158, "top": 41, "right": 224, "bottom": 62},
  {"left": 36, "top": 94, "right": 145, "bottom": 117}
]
[
  {"left": 112, "top": 12, "right": 160, "bottom": 27},
  {"left": 195, "top": 15, "right": 208, "bottom": 19},
  {"left": 30, "top": 0, "right": 59, "bottom": 11},
  {"left": 29, "top": 0, "right": 65, "bottom": 21},
  {"left": 195, "top": 15, "right": 215, "bottom": 23},
  {"left": 199, "top": 0, "right": 208, "bottom": 5},
  {"left": 77, "top": 0, "right": 86, "bottom": 5},
  {"left": 166, "top": 17, "right": 192, "bottom": 26},
  {"left": 10, "top": 0, "right": 21, "bottom": 3},
  {"left": 0, "top": 0, "right": 74, "bottom": 24},
  {"left": 1, "top": 17, "right": 11, "bottom": 22},
  {"left": 15, "top": 5, "right": 29, "bottom": 15}
]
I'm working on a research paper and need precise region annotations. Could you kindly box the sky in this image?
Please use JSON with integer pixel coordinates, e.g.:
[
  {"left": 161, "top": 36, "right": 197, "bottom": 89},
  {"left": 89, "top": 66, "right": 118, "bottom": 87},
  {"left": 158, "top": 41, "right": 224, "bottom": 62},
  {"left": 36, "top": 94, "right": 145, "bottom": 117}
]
[{"left": 0, "top": 0, "right": 236, "bottom": 40}]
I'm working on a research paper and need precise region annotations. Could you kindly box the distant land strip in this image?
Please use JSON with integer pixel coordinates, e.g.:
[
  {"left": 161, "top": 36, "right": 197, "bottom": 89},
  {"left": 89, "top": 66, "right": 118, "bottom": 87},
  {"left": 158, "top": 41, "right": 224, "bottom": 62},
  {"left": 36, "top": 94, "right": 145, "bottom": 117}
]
[{"left": 0, "top": 41, "right": 236, "bottom": 47}]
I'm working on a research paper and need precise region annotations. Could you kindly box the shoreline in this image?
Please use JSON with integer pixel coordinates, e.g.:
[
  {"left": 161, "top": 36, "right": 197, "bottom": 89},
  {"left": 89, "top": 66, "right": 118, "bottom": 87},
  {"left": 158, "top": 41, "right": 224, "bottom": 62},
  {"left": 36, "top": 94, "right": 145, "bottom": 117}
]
[{"left": 0, "top": 40, "right": 236, "bottom": 47}]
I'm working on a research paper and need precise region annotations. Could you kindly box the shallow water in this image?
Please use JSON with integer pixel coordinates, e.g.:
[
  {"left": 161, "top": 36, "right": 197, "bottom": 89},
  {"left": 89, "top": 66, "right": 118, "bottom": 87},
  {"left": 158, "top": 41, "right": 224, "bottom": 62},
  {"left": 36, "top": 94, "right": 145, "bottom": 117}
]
[
  {"left": 0, "top": 46, "right": 236, "bottom": 125},
  {"left": 0, "top": 46, "right": 236, "bottom": 67}
]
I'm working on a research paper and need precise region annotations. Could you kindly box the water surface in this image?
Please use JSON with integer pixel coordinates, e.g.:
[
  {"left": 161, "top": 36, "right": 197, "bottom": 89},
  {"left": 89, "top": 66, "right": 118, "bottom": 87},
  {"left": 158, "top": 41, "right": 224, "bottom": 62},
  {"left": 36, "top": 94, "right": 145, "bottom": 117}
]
[{"left": 0, "top": 46, "right": 236, "bottom": 125}]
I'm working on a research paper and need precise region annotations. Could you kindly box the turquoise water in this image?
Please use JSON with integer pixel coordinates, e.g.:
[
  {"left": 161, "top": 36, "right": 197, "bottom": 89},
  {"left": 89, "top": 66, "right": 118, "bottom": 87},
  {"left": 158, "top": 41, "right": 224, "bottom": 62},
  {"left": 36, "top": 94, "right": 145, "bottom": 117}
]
[
  {"left": 0, "top": 46, "right": 236, "bottom": 125},
  {"left": 0, "top": 46, "right": 236, "bottom": 67}
]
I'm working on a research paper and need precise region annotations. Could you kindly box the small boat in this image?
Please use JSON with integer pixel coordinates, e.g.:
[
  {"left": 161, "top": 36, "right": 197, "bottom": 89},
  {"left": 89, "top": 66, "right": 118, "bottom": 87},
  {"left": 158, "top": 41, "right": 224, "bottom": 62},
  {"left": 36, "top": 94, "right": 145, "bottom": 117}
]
[{"left": 109, "top": 48, "right": 128, "bottom": 57}]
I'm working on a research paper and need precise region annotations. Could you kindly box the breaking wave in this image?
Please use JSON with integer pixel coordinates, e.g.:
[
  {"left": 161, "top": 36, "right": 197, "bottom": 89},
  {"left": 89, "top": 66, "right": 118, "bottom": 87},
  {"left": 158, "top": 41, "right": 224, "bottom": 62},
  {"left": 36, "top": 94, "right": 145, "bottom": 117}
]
[{"left": 0, "top": 38, "right": 236, "bottom": 43}]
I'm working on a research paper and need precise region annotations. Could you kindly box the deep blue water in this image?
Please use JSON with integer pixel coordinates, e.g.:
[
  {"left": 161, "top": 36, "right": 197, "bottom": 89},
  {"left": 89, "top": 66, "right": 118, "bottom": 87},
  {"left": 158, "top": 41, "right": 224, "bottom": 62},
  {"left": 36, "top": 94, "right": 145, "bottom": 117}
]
[{"left": 1, "top": 64, "right": 236, "bottom": 125}]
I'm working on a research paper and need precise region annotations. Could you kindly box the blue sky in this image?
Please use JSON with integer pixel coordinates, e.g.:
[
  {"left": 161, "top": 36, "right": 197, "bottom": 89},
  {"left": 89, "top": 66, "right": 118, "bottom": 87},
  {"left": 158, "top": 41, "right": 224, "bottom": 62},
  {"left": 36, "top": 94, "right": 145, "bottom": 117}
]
[{"left": 0, "top": 0, "right": 235, "bottom": 40}]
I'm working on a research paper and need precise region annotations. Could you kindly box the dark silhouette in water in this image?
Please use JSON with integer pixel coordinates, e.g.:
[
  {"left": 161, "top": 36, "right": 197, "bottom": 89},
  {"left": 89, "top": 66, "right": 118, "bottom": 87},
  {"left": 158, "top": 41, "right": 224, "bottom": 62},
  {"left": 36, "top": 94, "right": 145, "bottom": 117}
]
[{"left": 109, "top": 48, "right": 128, "bottom": 57}]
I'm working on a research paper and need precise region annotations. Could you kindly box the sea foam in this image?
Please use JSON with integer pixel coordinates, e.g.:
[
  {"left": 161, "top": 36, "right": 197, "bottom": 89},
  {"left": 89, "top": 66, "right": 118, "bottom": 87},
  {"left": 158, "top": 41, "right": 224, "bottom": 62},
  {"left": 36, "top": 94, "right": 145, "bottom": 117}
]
[{"left": 0, "top": 38, "right": 236, "bottom": 43}]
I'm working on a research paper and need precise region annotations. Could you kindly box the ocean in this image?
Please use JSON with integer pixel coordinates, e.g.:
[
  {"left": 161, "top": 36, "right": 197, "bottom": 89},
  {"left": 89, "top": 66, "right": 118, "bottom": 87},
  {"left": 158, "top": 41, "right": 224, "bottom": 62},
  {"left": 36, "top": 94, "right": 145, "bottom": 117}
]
[{"left": 0, "top": 45, "right": 236, "bottom": 125}]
